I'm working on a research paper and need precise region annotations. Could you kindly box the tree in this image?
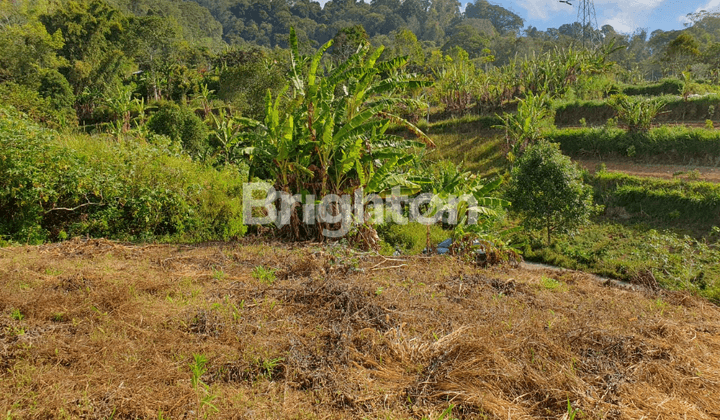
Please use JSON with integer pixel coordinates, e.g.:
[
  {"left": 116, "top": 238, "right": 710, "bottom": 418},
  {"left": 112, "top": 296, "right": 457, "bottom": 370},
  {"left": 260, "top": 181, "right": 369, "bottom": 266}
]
[
  {"left": 465, "top": 0, "right": 523, "bottom": 35},
  {"left": 662, "top": 33, "right": 700, "bottom": 75},
  {"left": 330, "top": 24, "right": 369, "bottom": 62},
  {"left": 506, "top": 141, "right": 596, "bottom": 245}
]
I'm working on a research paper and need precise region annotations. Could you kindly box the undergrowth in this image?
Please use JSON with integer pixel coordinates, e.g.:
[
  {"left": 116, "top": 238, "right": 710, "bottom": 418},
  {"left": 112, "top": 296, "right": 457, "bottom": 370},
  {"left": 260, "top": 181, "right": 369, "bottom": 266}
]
[{"left": 0, "top": 106, "right": 247, "bottom": 243}]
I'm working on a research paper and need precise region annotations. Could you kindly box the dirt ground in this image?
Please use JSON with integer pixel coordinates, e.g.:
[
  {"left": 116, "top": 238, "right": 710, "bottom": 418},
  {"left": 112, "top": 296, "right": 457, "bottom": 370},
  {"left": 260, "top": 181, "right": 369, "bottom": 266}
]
[
  {"left": 2, "top": 238, "right": 720, "bottom": 419},
  {"left": 576, "top": 158, "right": 720, "bottom": 182}
]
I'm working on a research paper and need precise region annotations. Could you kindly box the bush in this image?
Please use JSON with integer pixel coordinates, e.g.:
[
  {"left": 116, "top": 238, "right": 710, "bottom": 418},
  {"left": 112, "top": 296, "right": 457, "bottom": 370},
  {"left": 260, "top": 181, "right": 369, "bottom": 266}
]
[
  {"left": 0, "top": 82, "right": 76, "bottom": 128},
  {"left": 607, "top": 94, "right": 667, "bottom": 133},
  {"left": 507, "top": 140, "right": 596, "bottom": 245},
  {"left": 147, "top": 102, "right": 210, "bottom": 157},
  {"left": 554, "top": 95, "right": 720, "bottom": 127},
  {"left": 0, "top": 106, "right": 247, "bottom": 243}
]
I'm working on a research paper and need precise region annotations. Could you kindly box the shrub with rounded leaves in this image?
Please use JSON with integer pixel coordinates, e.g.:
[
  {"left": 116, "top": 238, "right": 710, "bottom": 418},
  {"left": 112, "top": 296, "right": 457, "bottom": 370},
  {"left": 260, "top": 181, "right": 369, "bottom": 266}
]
[
  {"left": 147, "top": 102, "right": 209, "bottom": 157},
  {"left": 507, "top": 140, "right": 597, "bottom": 245}
]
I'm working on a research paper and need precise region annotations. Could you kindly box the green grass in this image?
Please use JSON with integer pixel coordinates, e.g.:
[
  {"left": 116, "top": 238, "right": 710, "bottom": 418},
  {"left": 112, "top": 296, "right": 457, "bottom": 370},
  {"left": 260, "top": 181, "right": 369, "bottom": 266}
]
[
  {"left": 547, "top": 124, "right": 720, "bottom": 163},
  {"left": 378, "top": 222, "right": 451, "bottom": 255},
  {"left": 517, "top": 221, "right": 720, "bottom": 303},
  {"left": 589, "top": 171, "right": 720, "bottom": 235},
  {"left": 554, "top": 94, "right": 720, "bottom": 127},
  {"left": 420, "top": 116, "right": 506, "bottom": 177}
]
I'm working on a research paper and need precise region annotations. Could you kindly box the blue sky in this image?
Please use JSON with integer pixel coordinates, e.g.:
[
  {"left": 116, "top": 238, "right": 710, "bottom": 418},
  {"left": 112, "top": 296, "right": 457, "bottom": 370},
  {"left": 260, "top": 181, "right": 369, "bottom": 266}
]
[{"left": 466, "top": 0, "right": 720, "bottom": 34}]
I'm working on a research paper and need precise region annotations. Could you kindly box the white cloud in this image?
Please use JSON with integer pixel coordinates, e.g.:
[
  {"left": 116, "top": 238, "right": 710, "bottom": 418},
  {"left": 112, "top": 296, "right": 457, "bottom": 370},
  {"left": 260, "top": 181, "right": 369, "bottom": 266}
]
[
  {"left": 515, "top": 0, "right": 665, "bottom": 33},
  {"left": 679, "top": 0, "right": 720, "bottom": 24}
]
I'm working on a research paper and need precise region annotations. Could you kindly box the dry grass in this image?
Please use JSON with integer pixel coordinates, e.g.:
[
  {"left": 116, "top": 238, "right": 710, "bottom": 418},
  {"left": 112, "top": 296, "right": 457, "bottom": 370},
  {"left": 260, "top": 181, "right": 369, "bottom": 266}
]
[{"left": 1, "top": 238, "right": 720, "bottom": 419}]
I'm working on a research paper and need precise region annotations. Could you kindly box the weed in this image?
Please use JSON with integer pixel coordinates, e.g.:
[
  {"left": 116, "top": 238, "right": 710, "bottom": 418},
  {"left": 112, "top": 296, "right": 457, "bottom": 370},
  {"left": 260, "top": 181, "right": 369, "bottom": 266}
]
[
  {"left": 10, "top": 309, "right": 24, "bottom": 321},
  {"left": 261, "top": 357, "right": 284, "bottom": 379},
  {"left": 540, "top": 276, "right": 562, "bottom": 291},
  {"left": 212, "top": 268, "right": 226, "bottom": 281},
  {"left": 252, "top": 266, "right": 276, "bottom": 285},
  {"left": 706, "top": 119, "right": 715, "bottom": 129},
  {"left": 189, "top": 354, "right": 221, "bottom": 417},
  {"left": 566, "top": 398, "right": 580, "bottom": 420}
]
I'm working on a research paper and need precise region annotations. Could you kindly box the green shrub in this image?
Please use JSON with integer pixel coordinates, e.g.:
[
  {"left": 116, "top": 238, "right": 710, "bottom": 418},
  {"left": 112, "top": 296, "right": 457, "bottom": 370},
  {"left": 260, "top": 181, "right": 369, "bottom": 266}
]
[
  {"left": 147, "top": 102, "right": 210, "bottom": 157},
  {"left": 0, "top": 82, "right": 76, "bottom": 128},
  {"left": 38, "top": 69, "right": 75, "bottom": 111},
  {"left": 554, "top": 95, "right": 720, "bottom": 127},
  {"left": 0, "top": 106, "right": 247, "bottom": 243},
  {"left": 607, "top": 94, "right": 667, "bottom": 133}
]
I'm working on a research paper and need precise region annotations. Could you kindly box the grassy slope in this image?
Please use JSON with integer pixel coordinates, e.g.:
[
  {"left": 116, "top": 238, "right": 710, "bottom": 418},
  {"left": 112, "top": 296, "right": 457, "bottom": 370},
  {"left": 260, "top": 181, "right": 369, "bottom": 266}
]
[
  {"left": 425, "top": 117, "right": 720, "bottom": 301},
  {"left": 2, "top": 239, "right": 719, "bottom": 419},
  {"left": 422, "top": 116, "right": 506, "bottom": 177}
]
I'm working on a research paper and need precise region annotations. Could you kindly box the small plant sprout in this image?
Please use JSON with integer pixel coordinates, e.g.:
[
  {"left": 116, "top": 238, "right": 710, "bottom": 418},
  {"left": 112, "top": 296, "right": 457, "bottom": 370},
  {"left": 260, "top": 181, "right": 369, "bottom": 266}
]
[
  {"left": 188, "top": 354, "right": 220, "bottom": 416},
  {"left": 252, "top": 266, "right": 276, "bottom": 285},
  {"left": 540, "top": 276, "right": 563, "bottom": 291},
  {"left": 212, "top": 268, "right": 226, "bottom": 281},
  {"left": 10, "top": 309, "right": 24, "bottom": 321}
]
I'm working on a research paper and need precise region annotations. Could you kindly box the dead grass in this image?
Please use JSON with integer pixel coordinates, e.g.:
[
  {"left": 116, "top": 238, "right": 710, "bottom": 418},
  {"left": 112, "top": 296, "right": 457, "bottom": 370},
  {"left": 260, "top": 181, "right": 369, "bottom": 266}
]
[{"left": 1, "top": 238, "right": 720, "bottom": 419}]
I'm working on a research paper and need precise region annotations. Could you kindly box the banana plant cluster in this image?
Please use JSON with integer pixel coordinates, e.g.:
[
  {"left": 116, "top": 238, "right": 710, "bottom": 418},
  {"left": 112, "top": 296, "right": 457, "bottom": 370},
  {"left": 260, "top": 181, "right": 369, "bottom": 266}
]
[
  {"left": 242, "top": 28, "right": 434, "bottom": 200},
  {"left": 497, "top": 93, "right": 554, "bottom": 162}
]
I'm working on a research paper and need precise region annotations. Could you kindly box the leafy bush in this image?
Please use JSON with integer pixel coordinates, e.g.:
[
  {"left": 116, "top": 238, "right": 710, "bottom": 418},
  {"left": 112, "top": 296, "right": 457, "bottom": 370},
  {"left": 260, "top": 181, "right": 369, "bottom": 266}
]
[
  {"left": 0, "top": 106, "right": 247, "bottom": 243},
  {"left": 147, "top": 102, "right": 210, "bottom": 157},
  {"left": 554, "top": 95, "right": 720, "bottom": 126},
  {"left": 507, "top": 141, "right": 596, "bottom": 244},
  {"left": 0, "top": 82, "right": 76, "bottom": 128},
  {"left": 607, "top": 94, "right": 667, "bottom": 133}
]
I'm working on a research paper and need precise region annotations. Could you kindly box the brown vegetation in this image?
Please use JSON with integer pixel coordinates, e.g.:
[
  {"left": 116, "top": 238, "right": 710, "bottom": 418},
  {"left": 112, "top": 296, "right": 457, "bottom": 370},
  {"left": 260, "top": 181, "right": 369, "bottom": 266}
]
[{"left": 1, "top": 238, "right": 720, "bottom": 419}]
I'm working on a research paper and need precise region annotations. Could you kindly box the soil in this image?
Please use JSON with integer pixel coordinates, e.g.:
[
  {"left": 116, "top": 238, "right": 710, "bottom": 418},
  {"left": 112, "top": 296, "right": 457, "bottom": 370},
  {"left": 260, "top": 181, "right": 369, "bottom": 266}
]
[{"left": 1, "top": 238, "right": 720, "bottom": 419}]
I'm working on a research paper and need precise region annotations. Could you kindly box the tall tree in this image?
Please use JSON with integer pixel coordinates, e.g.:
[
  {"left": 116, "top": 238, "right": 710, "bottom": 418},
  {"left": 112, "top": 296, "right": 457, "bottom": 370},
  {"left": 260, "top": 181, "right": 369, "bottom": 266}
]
[{"left": 465, "top": 0, "right": 523, "bottom": 34}]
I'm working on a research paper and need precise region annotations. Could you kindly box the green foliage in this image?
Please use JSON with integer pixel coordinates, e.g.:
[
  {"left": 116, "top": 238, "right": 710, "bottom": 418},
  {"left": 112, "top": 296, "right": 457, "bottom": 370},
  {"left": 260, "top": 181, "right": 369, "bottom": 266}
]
[
  {"left": 10, "top": 309, "right": 24, "bottom": 321},
  {"left": 0, "top": 83, "right": 76, "bottom": 129},
  {"left": 216, "top": 48, "right": 287, "bottom": 120},
  {"left": 607, "top": 94, "right": 667, "bottom": 133},
  {"left": 548, "top": 124, "right": 720, "bottom": 161},
  {"left": 589, "top": 171, "right": 720, "bottom": 232},
  {"left": 507, "top": 141, "right": 596, "bottom": 245},
  {"left": 431, "top": 48, "right": 478, "bottom": 116},
  {"left": 621, "top": 79, "right": 685, "bottom": 96},
  {"left": 378, "top": 222, "right": 449, "bottom": 255},
  {"left": 554, "top": 94, "right": 720, "bottom": 127},
  {"left": 147, "top": 102, "right": 210, "bottom": 157},
  {"left": 0, "top": 106, "right": 247, "bottom": 244},
  {"left": 520, "top": 222, "right": 720, "bottom": 303},
  {"left": 244, "top": 28, "right": 433, "bottom": 205},
  {"left": 497, "top": 93, "right": 553, "bottom": 159},
  {"left": 252, "top": 266, "right": 277, "bottom": 285},
  {"left": 662, "top": 33, "right": 701, "bottom": 75}
]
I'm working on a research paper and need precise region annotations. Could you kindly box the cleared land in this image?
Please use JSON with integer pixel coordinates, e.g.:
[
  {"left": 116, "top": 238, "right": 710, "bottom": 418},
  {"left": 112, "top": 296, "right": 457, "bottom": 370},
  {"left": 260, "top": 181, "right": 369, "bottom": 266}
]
[{"left": 2, "top": 239, "right": 720, "bottom": 419}]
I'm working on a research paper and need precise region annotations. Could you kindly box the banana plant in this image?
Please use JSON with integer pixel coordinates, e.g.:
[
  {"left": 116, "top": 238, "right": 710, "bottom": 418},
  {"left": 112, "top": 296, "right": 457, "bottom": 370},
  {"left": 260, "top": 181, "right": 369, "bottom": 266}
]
[{"left": 244, "top": 28, "right": 433, "bottom": 198}]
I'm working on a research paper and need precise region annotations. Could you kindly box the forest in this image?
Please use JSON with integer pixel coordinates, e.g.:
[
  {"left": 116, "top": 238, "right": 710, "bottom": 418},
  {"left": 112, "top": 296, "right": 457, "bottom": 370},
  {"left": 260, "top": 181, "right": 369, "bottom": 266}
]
[{"left": 3, "top": 0, "right": 720, "bottom": 418}]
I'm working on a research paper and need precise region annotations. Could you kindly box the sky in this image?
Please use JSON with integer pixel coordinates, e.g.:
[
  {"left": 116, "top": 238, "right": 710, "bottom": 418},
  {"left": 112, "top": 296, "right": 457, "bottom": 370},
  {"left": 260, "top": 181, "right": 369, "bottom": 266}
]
[{"left": 468, "top": 0, "right": 720, "bottom": 34}]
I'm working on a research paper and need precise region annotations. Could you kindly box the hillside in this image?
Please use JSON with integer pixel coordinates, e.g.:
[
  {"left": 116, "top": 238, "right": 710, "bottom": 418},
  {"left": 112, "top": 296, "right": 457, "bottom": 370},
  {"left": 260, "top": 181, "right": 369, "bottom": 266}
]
[{"left": 1, "top": 239, "right": 719, "bottom": 419}]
